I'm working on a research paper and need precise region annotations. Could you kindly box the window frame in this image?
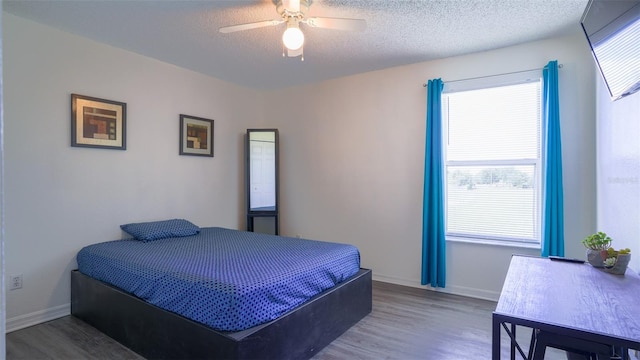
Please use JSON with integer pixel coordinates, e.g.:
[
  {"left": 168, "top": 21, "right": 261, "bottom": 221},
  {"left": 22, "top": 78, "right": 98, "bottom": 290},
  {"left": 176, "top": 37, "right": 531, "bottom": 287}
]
[{"left": 441, "top": 72, "right": 544, "bottom": 246}]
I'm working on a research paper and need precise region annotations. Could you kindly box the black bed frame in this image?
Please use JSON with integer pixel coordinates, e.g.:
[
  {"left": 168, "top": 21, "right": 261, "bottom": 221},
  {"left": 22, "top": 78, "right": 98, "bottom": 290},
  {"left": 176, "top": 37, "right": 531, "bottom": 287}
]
[{"left": 71, "top": 268, "right": 372, "bottom": 360}]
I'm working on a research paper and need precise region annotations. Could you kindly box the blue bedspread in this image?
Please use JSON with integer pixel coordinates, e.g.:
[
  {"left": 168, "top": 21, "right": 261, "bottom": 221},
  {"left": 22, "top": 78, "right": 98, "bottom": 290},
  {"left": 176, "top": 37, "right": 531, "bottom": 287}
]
[{"left": 76, "top": 227, "right": 360, "bottom": 331}]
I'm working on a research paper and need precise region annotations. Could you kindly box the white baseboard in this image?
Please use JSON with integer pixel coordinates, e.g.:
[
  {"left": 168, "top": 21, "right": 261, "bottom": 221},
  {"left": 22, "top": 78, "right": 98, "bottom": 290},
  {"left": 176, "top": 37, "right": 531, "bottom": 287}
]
[
  {"left": 372, "top": 273, "right": 500, "bottom": 302},
  {"left": 6, "top": 303, "right": 70, "bottom": 333}
]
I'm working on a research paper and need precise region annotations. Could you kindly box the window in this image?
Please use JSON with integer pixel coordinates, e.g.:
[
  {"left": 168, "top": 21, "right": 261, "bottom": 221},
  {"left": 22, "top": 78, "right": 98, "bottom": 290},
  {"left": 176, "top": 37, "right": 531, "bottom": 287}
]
[{"left": 442, "top": 73, "right": 542, "bottom": 244}]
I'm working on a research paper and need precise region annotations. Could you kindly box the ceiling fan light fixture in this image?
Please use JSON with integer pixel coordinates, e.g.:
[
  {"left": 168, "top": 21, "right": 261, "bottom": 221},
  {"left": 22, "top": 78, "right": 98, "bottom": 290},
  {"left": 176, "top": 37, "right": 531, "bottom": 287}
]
[
  {"left": 282, "top": 24, "right": 304, "bottom": 51},
  {"left": 219, "top": 0, "right": 365, "bottom": 59}
]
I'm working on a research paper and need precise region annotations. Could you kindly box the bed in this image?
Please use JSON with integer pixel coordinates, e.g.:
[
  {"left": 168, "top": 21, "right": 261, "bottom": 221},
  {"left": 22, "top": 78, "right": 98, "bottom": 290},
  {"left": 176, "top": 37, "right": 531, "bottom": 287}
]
[{"left": 71, "top": 223, "right": 372, "bottom": 359}]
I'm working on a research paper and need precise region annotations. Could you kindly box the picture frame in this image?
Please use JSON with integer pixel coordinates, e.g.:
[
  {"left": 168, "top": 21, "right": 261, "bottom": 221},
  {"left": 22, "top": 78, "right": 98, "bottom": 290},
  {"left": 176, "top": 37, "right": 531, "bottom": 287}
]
[
  {"left": 71, "top": 94, "right": 126, "bottom": 150},
  {"left": 180, "top": 114, "right": 214, "bottom": 157}
]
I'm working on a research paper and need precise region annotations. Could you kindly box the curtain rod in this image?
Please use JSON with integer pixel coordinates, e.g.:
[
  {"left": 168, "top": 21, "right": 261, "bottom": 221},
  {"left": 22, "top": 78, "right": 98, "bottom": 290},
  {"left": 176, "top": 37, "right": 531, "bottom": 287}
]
[{"left": 422, "top": 64, "right": 563, "bottom": 87}]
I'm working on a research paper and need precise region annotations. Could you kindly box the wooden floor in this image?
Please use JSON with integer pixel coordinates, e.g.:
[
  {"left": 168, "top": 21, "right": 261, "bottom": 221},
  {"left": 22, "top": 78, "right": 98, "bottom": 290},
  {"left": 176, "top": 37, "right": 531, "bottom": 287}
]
[{"left": 6, "top": 281, "right": 568, "bottom": 359}]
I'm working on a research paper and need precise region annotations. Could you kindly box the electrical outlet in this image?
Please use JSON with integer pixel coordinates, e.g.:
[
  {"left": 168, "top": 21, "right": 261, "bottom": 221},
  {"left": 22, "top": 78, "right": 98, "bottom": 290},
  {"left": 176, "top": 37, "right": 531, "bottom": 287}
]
[{"left": 9, "top": 274, "right": 23, "bottom": 290}]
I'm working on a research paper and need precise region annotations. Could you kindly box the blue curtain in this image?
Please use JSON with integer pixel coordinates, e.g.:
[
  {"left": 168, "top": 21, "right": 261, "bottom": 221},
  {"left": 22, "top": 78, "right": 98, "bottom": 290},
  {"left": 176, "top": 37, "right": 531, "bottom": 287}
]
[
  {"left": 541, "top": 60, "right": 565, "bottom": 257},
  {"left": 421, "top": 79, "right": 446, "bottom": 288}
]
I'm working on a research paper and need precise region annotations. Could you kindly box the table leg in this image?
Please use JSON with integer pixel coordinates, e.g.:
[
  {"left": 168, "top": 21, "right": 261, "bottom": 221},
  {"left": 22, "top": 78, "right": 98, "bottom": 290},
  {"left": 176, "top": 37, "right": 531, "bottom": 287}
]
[
  {"left": 511, "top": 324, "right": 516, "bottom": 360},
  {"left": 492, "top": 315, "right": 501, "bottom": 360},
  {"left": 620, "top": 347, "right": 628, "bottom": 360}
]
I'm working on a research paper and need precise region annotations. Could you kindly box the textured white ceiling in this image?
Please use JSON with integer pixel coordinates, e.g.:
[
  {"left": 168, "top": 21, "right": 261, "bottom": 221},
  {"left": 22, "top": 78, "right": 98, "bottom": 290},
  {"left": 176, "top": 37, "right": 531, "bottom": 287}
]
[{"left": 3, "top": 0, "right": 588, "bottom": 89}]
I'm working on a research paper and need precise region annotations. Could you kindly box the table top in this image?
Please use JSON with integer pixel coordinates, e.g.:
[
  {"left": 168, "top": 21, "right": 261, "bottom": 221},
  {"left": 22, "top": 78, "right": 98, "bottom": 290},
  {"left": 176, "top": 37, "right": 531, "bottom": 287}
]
[{"left": 495, "top": 255, "right": 640, "bottom": 345}]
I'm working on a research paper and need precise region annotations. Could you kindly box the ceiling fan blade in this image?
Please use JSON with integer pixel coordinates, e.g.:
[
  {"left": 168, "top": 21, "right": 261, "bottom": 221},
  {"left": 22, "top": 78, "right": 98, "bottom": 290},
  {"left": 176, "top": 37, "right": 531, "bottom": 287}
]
[
  {"left": 282, "top": 0, "right": 300, "bottom": 13},
  {"left": 219, "top": 19, "right": 284, "bottom": 34},
  {"left": 303, "top": 17, "right": 366, "bottom": 31}
]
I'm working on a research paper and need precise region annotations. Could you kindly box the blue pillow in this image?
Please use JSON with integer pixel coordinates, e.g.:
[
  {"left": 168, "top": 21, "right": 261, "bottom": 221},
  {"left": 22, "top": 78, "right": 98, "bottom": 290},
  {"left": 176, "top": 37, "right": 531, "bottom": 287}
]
[{"left": 120, "top": 219, "right": 200, "bottom": 242}]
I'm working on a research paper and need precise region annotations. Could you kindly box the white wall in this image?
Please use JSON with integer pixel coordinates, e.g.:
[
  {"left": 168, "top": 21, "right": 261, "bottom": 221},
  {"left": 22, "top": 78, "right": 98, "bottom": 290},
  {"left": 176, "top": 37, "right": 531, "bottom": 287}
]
[
  {"left": 3, "top": 13, "right": 263, "bottom": 330},
  {"left": 596, "top": 76, "right": 640, "bottom": 272},
  {"left": 263, "top": 32, "right": 597, "bottom": 300}
]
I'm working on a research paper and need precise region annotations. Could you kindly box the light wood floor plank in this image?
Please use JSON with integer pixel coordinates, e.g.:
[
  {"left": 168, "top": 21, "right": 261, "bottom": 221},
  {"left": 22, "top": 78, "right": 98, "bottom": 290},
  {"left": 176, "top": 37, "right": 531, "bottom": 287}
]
[{"left": 7, "top": 281, "right": 567, "bottom": 359}]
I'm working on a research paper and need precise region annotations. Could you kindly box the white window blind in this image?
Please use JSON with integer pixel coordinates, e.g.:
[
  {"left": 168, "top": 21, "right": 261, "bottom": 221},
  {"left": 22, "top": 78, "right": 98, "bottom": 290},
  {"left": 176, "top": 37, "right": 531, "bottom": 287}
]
[{"left": 443, "top": 77, "right": 542, "bottom": 244}]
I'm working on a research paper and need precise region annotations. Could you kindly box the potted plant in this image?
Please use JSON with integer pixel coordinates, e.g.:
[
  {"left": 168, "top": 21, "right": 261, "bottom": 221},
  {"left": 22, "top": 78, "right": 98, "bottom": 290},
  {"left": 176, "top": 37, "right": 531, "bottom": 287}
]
[
  {"left": 582, "top": 232, "right": 613, "bottom": 267},
  {"left": 603, "top": 247, "right": 631, "bottom": 275}
]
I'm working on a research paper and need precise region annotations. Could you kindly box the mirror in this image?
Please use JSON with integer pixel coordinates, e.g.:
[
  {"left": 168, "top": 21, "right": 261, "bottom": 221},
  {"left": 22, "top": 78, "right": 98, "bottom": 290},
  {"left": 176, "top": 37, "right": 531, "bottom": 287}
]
[{"left": 246, "top": 129, "right": 279, "bottom": 234}]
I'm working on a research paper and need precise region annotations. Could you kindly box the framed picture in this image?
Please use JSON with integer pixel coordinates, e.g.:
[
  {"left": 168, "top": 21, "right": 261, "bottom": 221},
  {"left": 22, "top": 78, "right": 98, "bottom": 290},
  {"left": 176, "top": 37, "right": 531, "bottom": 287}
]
[
  {"left": 180, "top": 114, "right": 214, "bottom": 157},
  {"left": 71, "top": 94, "right": 126, "bottom": 150}
]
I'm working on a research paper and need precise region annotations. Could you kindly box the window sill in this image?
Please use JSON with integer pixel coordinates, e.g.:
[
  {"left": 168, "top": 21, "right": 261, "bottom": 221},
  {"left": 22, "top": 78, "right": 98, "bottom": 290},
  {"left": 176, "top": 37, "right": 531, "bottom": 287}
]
[{"left": 446, "top": 235, "right": 541, "bottom": 250}]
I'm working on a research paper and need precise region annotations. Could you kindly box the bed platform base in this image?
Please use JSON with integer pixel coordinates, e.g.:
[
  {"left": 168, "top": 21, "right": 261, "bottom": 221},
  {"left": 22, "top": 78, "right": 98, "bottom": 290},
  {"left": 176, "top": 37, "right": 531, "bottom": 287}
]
[{"left": 71, "top": 269, "right": 372, "bottom": 359}]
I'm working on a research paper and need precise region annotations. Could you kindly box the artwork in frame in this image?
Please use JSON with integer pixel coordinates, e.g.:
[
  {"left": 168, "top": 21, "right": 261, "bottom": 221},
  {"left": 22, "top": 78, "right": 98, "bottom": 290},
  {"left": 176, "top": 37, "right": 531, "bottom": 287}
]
[
  {"left": 180, "top": 114, "right": 214, "bottom": 157},
  {"left": 71, "top": 94, "right": 126, "bottom": 150}
]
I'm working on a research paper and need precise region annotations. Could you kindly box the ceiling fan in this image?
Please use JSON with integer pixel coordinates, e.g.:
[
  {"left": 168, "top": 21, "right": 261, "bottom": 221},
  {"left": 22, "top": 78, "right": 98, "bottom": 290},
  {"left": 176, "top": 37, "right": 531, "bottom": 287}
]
[{"left": 219, "top": 0, "right": 366, "bottom": 60}]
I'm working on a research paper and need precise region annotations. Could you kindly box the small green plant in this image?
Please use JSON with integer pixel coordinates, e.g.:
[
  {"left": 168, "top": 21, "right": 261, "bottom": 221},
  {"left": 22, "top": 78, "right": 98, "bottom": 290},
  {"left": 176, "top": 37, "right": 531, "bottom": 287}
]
[
  {"left": 582, "top": 231, "right": 613, "bottom": 251},
  {"left": 606, "top": 247, "right": 631, "bottom": 257},
  {"left": 603, "top": 257, "right": 617, "bottom": 267},
  {"left": 604, "top": 247, "right": 631, "bottom": 268}
]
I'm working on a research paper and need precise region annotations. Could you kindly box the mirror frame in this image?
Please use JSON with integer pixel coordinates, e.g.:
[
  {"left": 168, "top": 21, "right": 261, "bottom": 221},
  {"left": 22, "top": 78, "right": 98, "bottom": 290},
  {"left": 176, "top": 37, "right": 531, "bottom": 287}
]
[{"left": 245, "top": 129, "right": 279, "bottom": 234}]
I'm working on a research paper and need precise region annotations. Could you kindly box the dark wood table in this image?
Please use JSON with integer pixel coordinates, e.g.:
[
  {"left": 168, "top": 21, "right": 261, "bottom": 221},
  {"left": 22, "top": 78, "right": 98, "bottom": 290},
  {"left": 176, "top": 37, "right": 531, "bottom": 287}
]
[{"left": 492, "top": 255, "right": 640, "bottom": 360}]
